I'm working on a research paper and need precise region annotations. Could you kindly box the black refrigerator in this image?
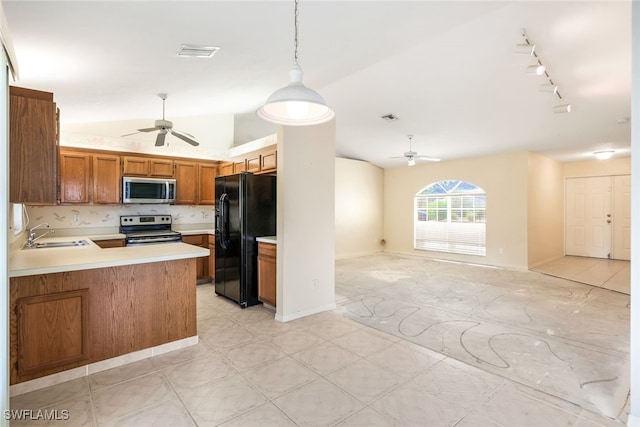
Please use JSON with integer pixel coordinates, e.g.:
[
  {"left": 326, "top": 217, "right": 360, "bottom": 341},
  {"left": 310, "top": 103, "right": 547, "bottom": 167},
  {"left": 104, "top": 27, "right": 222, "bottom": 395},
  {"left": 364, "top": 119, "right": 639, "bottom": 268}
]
[{"left": 215, "top": 172, "right": 276, "bottom": 307}]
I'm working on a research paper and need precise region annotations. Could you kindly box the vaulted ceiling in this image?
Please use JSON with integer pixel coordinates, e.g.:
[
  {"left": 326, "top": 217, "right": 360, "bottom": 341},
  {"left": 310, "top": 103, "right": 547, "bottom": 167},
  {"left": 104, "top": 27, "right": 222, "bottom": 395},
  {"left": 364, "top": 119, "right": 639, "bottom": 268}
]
[{"left": 3, "top": 1, "right": 631, "bottom": 168}]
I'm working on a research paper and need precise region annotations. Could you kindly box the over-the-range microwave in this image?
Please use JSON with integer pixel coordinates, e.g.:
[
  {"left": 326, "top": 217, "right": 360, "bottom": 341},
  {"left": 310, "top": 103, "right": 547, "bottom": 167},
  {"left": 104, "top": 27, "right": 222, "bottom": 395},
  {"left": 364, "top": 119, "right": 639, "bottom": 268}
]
[{"left": 122, "top": 176, "right": 176, "bottom": 204}]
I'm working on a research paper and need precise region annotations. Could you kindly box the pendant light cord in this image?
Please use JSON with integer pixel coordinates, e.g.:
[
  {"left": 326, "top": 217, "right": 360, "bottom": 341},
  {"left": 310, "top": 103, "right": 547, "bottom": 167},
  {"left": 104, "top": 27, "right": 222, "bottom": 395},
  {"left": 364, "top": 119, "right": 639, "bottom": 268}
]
[{"left": 294, "top": 0, "right": 299, "bottom": 65}]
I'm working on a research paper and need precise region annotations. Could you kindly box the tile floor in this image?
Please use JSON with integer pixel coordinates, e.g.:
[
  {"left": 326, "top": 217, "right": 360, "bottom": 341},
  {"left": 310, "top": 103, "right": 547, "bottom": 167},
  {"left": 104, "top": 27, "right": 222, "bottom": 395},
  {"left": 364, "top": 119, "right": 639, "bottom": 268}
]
[
  {"left": 9, "top": 255, "right": 629, "bottom": 426},
  {"left": 531, "top": 256, "right": 630, "bottom": 295}
]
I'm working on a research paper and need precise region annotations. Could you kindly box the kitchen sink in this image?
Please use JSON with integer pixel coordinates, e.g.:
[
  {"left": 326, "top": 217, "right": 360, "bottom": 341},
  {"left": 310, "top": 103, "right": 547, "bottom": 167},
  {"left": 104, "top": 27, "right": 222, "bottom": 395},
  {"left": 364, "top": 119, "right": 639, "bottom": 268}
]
[{"left": 24, "top": 240, "right": 89, "bottom": 249}]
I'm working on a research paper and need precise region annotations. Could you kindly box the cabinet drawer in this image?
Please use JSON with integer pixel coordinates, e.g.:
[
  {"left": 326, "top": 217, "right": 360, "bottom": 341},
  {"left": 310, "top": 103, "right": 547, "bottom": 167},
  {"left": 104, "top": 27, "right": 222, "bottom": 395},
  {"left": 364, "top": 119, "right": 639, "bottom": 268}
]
[
  {"left": 182, "top": 234, "right": 206, "bottom": 247},
  {"left": 258, "top": 242, "right": 276, "bottom": 258}
]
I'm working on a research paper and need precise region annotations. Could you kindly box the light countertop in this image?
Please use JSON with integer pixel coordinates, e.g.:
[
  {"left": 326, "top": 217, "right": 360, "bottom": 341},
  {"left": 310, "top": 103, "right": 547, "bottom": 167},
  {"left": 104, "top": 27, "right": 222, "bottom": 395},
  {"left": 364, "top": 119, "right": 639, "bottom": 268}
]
[
  {"left": 9, "top": 236, "right": 209, "bottom": 278},
  {"left": 257, "top": 236, "right": 277, "bottom": 244}
]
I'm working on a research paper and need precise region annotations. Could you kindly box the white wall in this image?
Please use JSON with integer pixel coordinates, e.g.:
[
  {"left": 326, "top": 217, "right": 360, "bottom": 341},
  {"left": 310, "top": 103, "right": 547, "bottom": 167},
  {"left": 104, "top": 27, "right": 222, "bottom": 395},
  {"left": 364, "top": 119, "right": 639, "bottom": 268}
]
[
  {"left": 335, "top": 158, "right": 384, "bottom": 259},
  {"left": 384, "top": 151, "right": 530, "bottom": 269},
  {"left": 276, "top": 121, "right": 336, "bottom": 322},
  {"left": 627, "top": 3, "right": 639, "bottom": 426}
]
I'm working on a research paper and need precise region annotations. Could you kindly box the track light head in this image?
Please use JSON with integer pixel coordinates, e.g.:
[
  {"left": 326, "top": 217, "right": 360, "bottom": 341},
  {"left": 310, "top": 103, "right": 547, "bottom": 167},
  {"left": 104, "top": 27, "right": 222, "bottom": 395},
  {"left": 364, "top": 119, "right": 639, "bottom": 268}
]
[
  {"left": 527, "top": 64, "right": 546, "bottom": 75},
  {"left": 540, "top": 83, "right": 559, "bottom": 94},
  {"left": 514, "top": 43, "right": 535, "bottom": 55}
]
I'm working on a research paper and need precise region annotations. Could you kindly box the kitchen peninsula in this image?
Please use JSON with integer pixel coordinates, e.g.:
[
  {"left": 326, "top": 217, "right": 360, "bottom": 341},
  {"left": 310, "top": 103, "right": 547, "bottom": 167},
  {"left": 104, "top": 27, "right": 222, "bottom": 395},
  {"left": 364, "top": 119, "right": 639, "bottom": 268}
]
[{"left": 9, "top": 237, "right": 208, "bottom": 389}]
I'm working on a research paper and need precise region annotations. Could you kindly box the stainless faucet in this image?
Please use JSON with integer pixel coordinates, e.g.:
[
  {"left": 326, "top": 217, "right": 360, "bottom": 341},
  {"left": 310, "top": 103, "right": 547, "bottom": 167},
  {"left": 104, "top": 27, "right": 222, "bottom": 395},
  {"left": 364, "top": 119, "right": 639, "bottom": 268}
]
[{"left": 27, "top": 223, "right": 55, "bottom": 247}]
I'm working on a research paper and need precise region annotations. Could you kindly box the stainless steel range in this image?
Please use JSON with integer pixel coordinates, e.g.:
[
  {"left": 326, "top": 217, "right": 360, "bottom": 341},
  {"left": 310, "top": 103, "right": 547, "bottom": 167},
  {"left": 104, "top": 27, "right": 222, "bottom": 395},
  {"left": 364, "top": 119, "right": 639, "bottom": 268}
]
[{"left": 119, "top": 215, "right": 182, "bottom": 245}]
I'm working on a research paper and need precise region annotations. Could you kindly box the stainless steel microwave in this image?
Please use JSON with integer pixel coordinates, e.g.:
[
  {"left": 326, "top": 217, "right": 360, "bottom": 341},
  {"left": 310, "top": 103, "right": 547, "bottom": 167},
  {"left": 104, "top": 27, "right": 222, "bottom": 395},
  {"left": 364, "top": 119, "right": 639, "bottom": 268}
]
[{"left": 122, "top": 177, "right": 176, "bottom": 204}]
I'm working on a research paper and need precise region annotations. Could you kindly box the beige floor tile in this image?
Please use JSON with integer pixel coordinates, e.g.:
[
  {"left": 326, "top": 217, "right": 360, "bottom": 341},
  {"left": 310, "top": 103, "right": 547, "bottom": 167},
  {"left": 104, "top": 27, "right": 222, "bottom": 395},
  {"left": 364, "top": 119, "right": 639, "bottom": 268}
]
[
  {"left": 179, "top": 374, "right": 267, "bottom": 426},
  {"left": 92, "top": 373, "right": 176, "bottom": 423},
  {"left": 304, "top": 317, "right": 363, "bottom": 341},
  {"left": 164, "top": 353, "right": 237, "bottom": 392},
  {"left": 149, "top": 342, "right": 212, "bottom": 370},
  {"left": 292, "top": 341, "right": 361, "bottom": 375},
  {"left": 411, "top": 357, "right": 504, "bottom": 410},
  {"left": 326, "top": 359, "right": 406, "bottom": 403},
  {"left": 371, "top": 378, "right": 469, "bottom": 426},
  {"left": 470, "top": 382, "right": 578, "bottom": 427},
  {"left": 334, "top": 406, "right": 401, "bottom": 427},
  {"left": 270, "top": 329, "right": 324, "bottom": 354},
  {"left": 273, "top": 378, "right": 364, "bottom": 426},
  {"left": 455, "top": 412, "right": 502, "bottom": 426},
  {"left": 9, "top": 394, "right": 95, "bottom": 427},
  {"left": 11, "top": 377, "right": 89, "bottom": 410},
  {"left": 101, "top": 398, "right": 194, "bottom": 427},
  {"left": 245, "top": 356, "right": 318, "bottom": 399},
  {"left": 332, "top": 328, "right": 395, "bottom": 357},
  {"left": 88, "top": 358, "right": 158, "bottom": 391},
  {"left": 244, "top": 316, "right": 298, "bottom": 337},
  {"left": 227, "top": 305, "right": 276, "bottom": 323},
  {"left": 199, "top": 323, "right": 257, "bottom": 350},
  {"left": 220, "top": 340, "right": 285, "bottom": 370},
  {"left": 366, "top": 340, "right": 443, "bottom": 378},
  {"left": 219, "top": 402, "right": 296, "bottom": 426}
]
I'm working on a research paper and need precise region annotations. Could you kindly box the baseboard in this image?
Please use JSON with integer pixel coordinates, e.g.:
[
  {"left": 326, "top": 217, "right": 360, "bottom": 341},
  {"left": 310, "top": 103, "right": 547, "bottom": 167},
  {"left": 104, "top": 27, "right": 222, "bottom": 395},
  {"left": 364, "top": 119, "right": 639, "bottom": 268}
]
[
  {"left": 275, "top": 302, "right": 337, "bottom": 323},
  {"left": 9, "top": 336, "right": 198, "bottom": 396},
  {"left": 335, "top": 250, "right": 384, "bottom": 260}
]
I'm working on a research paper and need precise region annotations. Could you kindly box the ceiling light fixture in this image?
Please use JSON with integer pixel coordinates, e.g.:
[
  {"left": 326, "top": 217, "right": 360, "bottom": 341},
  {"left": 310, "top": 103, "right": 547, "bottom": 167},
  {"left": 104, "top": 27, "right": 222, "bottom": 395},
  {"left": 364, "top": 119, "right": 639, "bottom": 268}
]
[
  {"left": 514, "top": 43, "right": 535, "bottom": 55},
  {"left": 407, "top": 157, "right": 416, "bottom": 167},
  {"left": 516, "top": 29, "right": 570, "bottom": 113},
  {"left": 594, "top": 150, "right": 615, "bottom": 160},
  {"left": 176, "top": 44, "right": 220, "bottom": 58},
  {"left": 256, "top": 0, "right": 334, "bottom": 126},
  {"left": 553, "top": 104, "right": 571, "bottom": 114}
]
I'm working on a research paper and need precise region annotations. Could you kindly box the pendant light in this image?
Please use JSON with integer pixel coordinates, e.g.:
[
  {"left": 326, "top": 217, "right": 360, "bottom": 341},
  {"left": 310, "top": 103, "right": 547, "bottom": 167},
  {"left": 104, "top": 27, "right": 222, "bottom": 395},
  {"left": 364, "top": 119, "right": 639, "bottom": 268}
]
[{"left": 256, "top": 0, "right": 335, "bottom": 126}]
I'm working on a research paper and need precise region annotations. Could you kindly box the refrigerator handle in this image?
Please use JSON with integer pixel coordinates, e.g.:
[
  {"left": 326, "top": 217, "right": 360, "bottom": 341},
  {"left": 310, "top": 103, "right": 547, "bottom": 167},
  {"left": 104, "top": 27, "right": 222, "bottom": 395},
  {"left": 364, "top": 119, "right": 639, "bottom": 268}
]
[{"left": 219, "top": 193, "right": 230, "bottom": 250}]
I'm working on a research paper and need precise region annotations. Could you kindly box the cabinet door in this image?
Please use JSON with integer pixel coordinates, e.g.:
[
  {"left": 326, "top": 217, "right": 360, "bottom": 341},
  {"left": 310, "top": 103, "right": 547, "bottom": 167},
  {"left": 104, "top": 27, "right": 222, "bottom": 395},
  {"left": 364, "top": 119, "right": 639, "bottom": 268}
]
[
  {"left": 218, "top": 163, "right": 234, "bottom": 176},
  {"left": 260, "top": 150, "right": 277, "bottom": 172},
  {"left": 208, "top": 235, "right": 215, "bottom": 281},
  {"left": 182, "top": 234, "right": 208, "bottom": 281},
  {"left": 257, "top": 243, "right": 277, "bottom": 306},
  {"left": 16, "top": 290, "right": 89, "bottom": 377},
  {"left": 92, "top": 154, "right": 121, "bottom": 204},
  {"left": 149, "top": 158, "right": 174, "bottom": 177},
  {"left": 233, "top": 160, "right": 247, "bottom": 173},
  {"left": 175, "top": 161, "right": 198, "bottom": 205},
  {"left": 93, "top": 239, "right": 126, "bottom": 248},
  {"left": 246, "top": 155, "right": 261, "bottom": 173},
  {"left": 59, "top": 151, "right": 91, "bottom": 204},
  {"left": 9, "top": 86, "right": 58, "bottom": 205},
  {"left": 122, "top": 156, "right": 149, "bottom": 176},
  {"left": 198, "top": 163, "right": 217, "bottom": 205}
]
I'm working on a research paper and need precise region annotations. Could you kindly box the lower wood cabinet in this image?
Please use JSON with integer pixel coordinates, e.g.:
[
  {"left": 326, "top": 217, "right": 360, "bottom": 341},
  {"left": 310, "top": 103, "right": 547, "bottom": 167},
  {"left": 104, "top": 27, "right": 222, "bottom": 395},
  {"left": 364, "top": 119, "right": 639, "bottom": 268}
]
[
  {"left": 92, "top": 238, "right": 126, "bottom": 248},
  {"left": 208, "top": 234, "right": 215, "bottom": 281},
  {"left": 182, "top": 234, "right": 210, "bottom": 282},
  {"left": 257, "top": 242, "right": 276, "bottom": 307},
  {"left": 16, "top": 290, "right": 89, "bottom": 377}
]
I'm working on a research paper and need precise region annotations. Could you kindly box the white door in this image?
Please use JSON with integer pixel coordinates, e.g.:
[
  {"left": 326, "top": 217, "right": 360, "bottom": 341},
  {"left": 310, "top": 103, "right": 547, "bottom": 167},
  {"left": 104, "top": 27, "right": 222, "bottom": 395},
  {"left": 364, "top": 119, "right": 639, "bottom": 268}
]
[
  {"left": 565, "top": 177, "right": 612, "bottom": 258},
  {"left": 613, "top": 175, "right": 631, "bottom": 260}
]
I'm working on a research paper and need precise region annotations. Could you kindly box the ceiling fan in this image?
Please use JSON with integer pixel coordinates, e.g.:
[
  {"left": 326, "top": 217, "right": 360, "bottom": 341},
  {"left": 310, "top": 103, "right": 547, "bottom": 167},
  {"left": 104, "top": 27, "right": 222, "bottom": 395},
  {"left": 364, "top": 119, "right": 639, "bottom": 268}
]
[
  {"left": 391, "top": 134, "right": 440, "bottom": 166},
  {"left": 122, "top": 93, "right": 200, "bottom": 147}
]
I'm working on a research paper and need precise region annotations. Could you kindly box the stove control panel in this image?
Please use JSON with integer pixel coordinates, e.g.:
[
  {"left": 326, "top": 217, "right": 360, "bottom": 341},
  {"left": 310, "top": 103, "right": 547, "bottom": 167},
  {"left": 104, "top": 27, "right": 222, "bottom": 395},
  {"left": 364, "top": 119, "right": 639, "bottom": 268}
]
[{"left": 120, "top": 215, "right": 173, "bottom": 226}]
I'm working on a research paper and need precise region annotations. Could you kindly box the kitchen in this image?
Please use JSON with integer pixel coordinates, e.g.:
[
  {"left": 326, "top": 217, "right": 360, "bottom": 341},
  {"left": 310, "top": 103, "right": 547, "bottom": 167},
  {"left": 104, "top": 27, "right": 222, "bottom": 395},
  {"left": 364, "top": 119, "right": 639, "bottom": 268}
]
[{"left": 0, "top": 1, "right": 638, "bottom": 426}]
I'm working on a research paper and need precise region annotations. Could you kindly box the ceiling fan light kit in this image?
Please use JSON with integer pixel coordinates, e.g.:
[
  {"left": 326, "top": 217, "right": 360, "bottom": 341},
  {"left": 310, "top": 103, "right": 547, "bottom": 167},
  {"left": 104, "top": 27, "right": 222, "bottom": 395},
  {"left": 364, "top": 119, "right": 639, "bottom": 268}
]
[
  {"left": 122, "top": 93, "right": 200, "bottom": 147},
  {"left": 516, "top": 29, "right": 571, "bottom": 114},
  {"left": 593, "top": 150, "right": 615, "bottom": 160},
  {"left": 257, "top": 0, "right": 334, "bottom": 126},
  {"left": 390, "top": 134, "right": 441, "bottom": 167}
]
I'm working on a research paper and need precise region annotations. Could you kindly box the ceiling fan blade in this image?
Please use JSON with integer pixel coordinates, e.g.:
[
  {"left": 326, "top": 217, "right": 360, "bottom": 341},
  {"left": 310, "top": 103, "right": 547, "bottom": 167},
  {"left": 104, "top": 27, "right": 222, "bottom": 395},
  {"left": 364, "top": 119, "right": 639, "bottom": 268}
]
[
  {"left": 415, "top": 156, "right": 441, "bottom": 162},
  {"left": 389, "top": 156, "right": 408, "bottom": 159},
  {"left": 138, "top": 127, "right": 158, "bottom": 133},
  {"left": 155, "top": 132, "right": 166, "bottom": 147},
  {"left": 121, "top": 131, "right": 141, "bottom": 137},
  {"left": 170, "top": 129, "right": 200, "bottom": 146}
]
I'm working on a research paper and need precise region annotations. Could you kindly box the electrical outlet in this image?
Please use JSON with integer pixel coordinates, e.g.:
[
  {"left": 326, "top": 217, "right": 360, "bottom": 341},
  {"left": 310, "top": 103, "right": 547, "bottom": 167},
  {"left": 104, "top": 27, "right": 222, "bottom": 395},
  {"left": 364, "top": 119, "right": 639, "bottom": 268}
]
[{"left": 73, "top": 213, "right": 80, "bottom": 223}]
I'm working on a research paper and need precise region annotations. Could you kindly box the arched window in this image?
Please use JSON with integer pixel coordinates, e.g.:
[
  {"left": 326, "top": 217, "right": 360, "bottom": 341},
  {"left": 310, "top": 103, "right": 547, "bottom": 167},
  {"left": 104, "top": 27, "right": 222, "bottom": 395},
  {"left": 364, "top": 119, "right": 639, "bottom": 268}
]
[{"left": 414, "top": 180, "right": 486, "bottom": 256}]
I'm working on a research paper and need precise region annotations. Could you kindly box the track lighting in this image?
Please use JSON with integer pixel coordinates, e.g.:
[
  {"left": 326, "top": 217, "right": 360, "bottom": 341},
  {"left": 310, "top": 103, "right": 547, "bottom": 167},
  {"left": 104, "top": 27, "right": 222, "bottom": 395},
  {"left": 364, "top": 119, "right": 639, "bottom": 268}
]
[
  {"left": 527, "top": 64, "right": 546, "bottom": 75},
  {"left": 553, "top": 104, "right": 571, "bottom": 114},
  {"left": 514, "top": 43, "right": 535, "bottom": 55},
  {"left": 594, "top": 150, "right": 614, "bottom": 160},
  {"left": 540, "top": 83, "right": 559, "bottom": 94}
]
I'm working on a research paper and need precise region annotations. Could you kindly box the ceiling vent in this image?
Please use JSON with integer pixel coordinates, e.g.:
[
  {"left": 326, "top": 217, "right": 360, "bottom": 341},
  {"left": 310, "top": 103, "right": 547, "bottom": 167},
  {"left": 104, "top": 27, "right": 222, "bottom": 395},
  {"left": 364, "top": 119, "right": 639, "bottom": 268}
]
[
  {"left": 176, "top": 44, "right": 220, "bottom": 58},
  {"left": 381, "top": 114, "right": 399, "bottom": 121}
]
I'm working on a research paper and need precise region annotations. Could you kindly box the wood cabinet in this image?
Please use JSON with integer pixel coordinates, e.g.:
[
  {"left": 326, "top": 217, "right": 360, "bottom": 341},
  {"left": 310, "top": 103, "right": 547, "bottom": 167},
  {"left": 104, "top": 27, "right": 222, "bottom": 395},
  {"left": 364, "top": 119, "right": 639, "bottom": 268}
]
[
  {"left": 175, "top": 161, "right": 198, "bottom": 205},
  {"left": 15, "top": 290, "right": 89, "bottom": 377},
  {"left": 10, "top": 86, "right": 59, "bottom": 205},
  {"left": 257, "top": 242, "right": 277, "bottom": 307},
  {"left": 260, "top": 149, "right": 277, "bottom": 173},
  {"left": 92, "top": 238, "right": 126, "bottom": 248},
  {"left": 218, "top": 162, "right": 234, "bottom": 176},
  {"left": 217, "top": 147, "right": 277, "bottom": 178},
  {"left": 59, "top": 149, "right": 120, "bottom": 204},
  {"left": 182, "top": 234, "right": 210, "bottom": 283},
  {"left": 122, "top": 155, "right": 174, "bottom": 177},
  {"left": 198, "top": 163, "right": 217, "bottom": 205},
  {"left": 208, "top": 234, "right": 215, "bottom": 281},
  {"left": 233, "top": 160, "right": 247, "bottom": 173}
]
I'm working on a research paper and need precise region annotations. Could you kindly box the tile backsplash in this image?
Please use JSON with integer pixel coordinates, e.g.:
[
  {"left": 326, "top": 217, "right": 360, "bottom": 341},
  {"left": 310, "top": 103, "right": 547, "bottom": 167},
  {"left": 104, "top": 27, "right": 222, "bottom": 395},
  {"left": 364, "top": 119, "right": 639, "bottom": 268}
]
[{"left": 26, "top": 204, "right": 214, "bottom": 230}]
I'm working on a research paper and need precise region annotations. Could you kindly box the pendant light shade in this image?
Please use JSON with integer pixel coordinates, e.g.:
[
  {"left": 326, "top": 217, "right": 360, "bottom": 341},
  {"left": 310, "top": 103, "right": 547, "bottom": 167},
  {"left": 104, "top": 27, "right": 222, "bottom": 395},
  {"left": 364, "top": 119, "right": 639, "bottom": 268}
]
[
  {"left": 257, "top": 0, "right": 334, "bottom": 126},
  {"left": 257, "top": 64, "right": 335, "bottom": 126}
]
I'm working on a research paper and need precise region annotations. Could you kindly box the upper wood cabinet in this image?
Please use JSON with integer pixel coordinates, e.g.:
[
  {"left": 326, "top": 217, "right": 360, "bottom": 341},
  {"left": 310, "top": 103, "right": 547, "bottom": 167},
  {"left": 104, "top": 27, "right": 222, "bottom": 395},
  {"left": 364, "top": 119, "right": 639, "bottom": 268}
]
[
  {"left": 10, "top": 86, "right": 59, "bottom": 205},
  {"left": 59, "top": 149, "right": 121, "bottom": 204},
  {"left": 198, "top": 163, "right": 217, "bottom": 205},
  {"left": 218, "top": 162, "right": 234, "bottom": 177},
  {"left": 175, "top": 161, "right": 198, "bottom": 205},
  {"left": 122, "top": 155, "right": 174, "bottom": 177},
  {"left": 260, "top": 149, "right": 277, "bottom": 173},
  {"left": 217, "top": 147, "right": 277, "bottom": 177}
]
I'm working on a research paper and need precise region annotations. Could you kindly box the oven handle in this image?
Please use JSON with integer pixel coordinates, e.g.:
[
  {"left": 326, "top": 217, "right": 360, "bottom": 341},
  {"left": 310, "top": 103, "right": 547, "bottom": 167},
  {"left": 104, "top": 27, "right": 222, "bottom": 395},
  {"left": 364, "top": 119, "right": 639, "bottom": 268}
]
[{"left": 219, "top": 193, "right": 230, "bottom": 250}]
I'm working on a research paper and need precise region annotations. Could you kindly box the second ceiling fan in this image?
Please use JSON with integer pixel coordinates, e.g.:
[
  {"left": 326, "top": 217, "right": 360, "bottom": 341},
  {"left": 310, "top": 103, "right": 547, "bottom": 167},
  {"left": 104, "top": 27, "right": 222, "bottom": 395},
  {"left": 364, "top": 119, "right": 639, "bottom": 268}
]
[
  {"left": 391, "top": 134, "right": 440, "bottom": 166},
  {"left": 122, "top": 93, "right": 200, "bottom": 147}
]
